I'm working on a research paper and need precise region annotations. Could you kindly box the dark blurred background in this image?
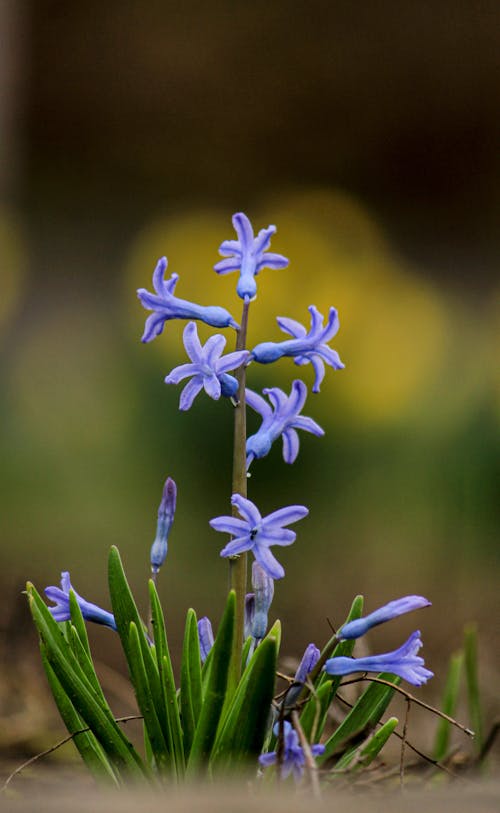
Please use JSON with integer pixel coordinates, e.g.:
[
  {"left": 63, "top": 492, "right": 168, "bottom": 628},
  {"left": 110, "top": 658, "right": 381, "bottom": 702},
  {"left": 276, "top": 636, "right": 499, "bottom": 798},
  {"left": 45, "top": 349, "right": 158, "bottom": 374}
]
[{"left": 1, "top": 0, "right": 498, "bottom": 764}]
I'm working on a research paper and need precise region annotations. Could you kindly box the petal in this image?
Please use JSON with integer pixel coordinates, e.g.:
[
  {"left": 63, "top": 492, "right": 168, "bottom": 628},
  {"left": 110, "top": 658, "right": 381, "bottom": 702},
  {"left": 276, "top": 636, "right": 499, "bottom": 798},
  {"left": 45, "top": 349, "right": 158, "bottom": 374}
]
[
  {"left": 232, "top": 212, "right": 254, "bottom": 251},
  {"left": 231, "top": 494, "right": 262, "bottom": 526},
  {"left": 253, "top": 545, "right": 285, "bottom": 580},
  {"left": 282, "top": 428, "right": 300, "bottom": 463},
  {"left": 203, "top": 333, "right": 226, "bottom": 366},
  {"left": 214, "top": 257, "right": 241, "bottom": 274},
  {"left": 252, "top": 225, "right": 276, "bottom": 255},
  {"left": 183, "top": 322, "right": 204, "bottom": 362},
  {"left": 262, "top": 387, "right": 288, "bottom": 413},
  {"left": 209, "top": 516, "right": 249, "bottom": 535},
  {"left": 164, "top": 363, "right": 200, "bottom": 385},
  {"left": 258, "top": 752, "right": 277, "bottom": 767},
  {"left": 245, "top": 388, "right": 272, "bottom": 417},
  {"left": 286, "top": 379, "right": 307, "bottom": 416},
  {"left": 256, "top": 252, "right": 289, "bottom": 271},
  {"left": 292, "top": 416, "right": 325, "bottom": 436},
  {"left": 264, "top": 504, "right": 309, "bottom": 527},
  {"left": 317, "top": 345, "right": 345, "bottom": 369},
  {"left": 277, "top": 316, "right": 307, "bottom": 338},
  {"left": 179, "top": 376, "right": 204, "bottom": 410},
  {"left": 319, "top": 306, "right": 340, "bottom": 341},
  {"left": 141, "top": 312, "right": 166, "bottom": 343},
  {"left": 203, "top": 374, "right": 222, "bottom": 400},
  {"left": 309, "top": 357, "right": 326, "bottom": 393},
  {"left": 152, "top": 257, "right": 169, "bottom": 295},
  {"left": 44, "top": 587, "right": 67, "bottom": 603},
  {"left": 307, "top": 304, "right": 324, "bottom": 335},
  {"left": 216, "top": 350, "right": 249, "bottom": 374},
  {"left": 218, "top": 239, "right": 242, "bottom": 256},
  {"left": 261, "top": 527, "right": 296, "bottom": 546},
  {"left": 60, "top": 572, "right": 72, "bottom": 592},
  {"left": 220, "top": 536, "right": 253, "bottom": 557}
]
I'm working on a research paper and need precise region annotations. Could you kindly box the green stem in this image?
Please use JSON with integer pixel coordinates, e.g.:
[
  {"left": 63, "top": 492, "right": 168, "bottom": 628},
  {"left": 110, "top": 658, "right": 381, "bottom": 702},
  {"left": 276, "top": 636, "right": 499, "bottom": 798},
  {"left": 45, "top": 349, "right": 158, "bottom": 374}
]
[{"left": 228, "top": 298, "right": 250, "bottom": 690}]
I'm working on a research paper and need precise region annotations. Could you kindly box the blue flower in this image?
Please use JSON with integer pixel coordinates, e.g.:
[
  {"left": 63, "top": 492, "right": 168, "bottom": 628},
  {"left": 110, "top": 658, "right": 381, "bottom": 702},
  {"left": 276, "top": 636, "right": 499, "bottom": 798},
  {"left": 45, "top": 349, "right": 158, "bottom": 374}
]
[
  {"left": 338, "top": 596, "right": 431, "bottom": 641},
  {"left": 210, "top": 494, "right": 308, "bottom": 580},
  {"left": 259, "top": 721, "right": 325, "bottom": 781},
  {"left": 244, "top": 593, "right": 256, "bottom": 640},
  {"left": 214, "top": 212, "right": 289, "bottom": 301},
  {"left": 324, "top": 630, "right": 434, "bottom": 686},
  {"left": 44, "top": 572, "right": 117, "bottom": 631},
  {"left": 250, "top": 305, "right": 345, "bottom": 392},
  {"left": 246, "top": 380, "right": 324, "bottom": 468},
  {"left": 137, "top": 257, "right": 239, "bottom": 342},
  {"left": 197, "top": 617, "right": 214, "bottom": 664},
  {"left": 164, "top": 322, "right": 249, "bottom": 410},
  {"left": 251, "top": 561, "right": 275, "bottom": 640},
  {"left": 150, "top": 477, "right": 177, "bottom": 575}
]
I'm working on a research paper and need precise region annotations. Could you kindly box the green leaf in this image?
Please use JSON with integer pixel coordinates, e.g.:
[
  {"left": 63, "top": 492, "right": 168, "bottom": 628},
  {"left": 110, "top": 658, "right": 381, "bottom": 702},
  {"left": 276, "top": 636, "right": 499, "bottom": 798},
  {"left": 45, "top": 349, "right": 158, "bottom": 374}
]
[
  {"left": 464, "top": 624, "right": 483, "bottom": 753},
  {"left": 27, "top": 582, "right": 146, "bottom": 777},
  {"left": 433, "top": 651, "right": 463, "bottom": 762},
  {"left": 128, "top": 621, "right": 170, "bottom": 771},
  {"left": 148, "top": 580, "right": 185, "bottom": 776},
  {"left": 180, "top": 608, "right": 202, "bottom": 757},
  {"left": 334, "top": 716, "right": 399, "bottom": 773},
  {"left": 68, "top": 589, "right": 92, "bottom": 658},
  {"left": 187, "top": 591, "right": 235, "bottom": 774},
  {"left": 210, "top": 634, "right": 277, "bottom": 770},
  {"left": 319, "top": 673, "right": 400, "bottom": 763},
  {"left": 40, "top": 645, "right": 119, "bottom": 785},
  {"left": 108, "top": 548, "right": 169, "bottom": 758}
]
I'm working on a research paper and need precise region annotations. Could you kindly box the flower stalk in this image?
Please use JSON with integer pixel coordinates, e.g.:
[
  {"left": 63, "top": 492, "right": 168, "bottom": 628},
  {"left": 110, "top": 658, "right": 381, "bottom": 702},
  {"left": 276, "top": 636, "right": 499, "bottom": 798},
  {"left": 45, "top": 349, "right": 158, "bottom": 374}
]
[{"left": 229, "top": 297, "right": 250, "bottom": 687}]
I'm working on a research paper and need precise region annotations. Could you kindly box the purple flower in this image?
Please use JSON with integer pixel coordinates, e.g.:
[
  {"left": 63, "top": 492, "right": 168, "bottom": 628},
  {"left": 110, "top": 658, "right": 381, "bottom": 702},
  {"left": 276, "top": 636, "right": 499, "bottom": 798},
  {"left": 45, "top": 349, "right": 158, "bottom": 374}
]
[
  {"left": 250, "top": 305, "right": 345, "bottom": 393},
  {"left": 294, "top": 643, "right": 321, "bottom": 685},
  {"left": 197, "top": 617, "right": 214, "bottom": 664},
  {"left": 259, "top": 721, "right": 325, "bottom": 781},
  {"left": 210, "top": 494, "right": 308, "bottom": 580},
  {"left": 283, "top": 643, "right": 321, "bottom": 711},
  {"left": 244, "top": 593, "right": 256, "bottom": 640},
  {"left": 137, "top": 257, "right": 239, "bottom": 342},
  {"left": 324, "top": 630, "right": 434, "bottom": 687},
  {"left": 246, "top": 380, "right": 324, "bottom": 468},
  {"left": 44, "top": 572, "right": 117, "bottom": 631},
  {"left": 150, "top": 477, "right": 177, "bottom": 574},
  {"left": 164, "top": 322, "right": 249, "bottom": 410},
  {"left": 214, "top": 212, "right": 289, "bottom": 301},
  {"left": 251, "top": 561, "right": 275, "bottom": 640},
  {"left": 338, "top": 596, "right": 431, "bottom": 641}
]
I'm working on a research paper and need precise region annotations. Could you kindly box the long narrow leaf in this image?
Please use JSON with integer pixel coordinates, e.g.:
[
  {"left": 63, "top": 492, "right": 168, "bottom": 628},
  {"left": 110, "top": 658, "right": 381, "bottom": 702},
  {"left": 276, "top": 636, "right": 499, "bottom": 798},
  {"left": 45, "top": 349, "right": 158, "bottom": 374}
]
[
  {"left": 334, "top": 716, "right": 399, "bottom": 773},
  {"left": 128, "top": 621, "right": 170, "bottom": 772},
  {"left": 464, "top": 624, "right": 483, "bottom": 753},
  {"left": 433, "top": 651, "right": 463, "bottom": 762},
  {"left": 180, "top": 608, "right": 202, "bottom": 757},
  {"left": 211, "top": 635, "right": 277, "bottom": 769},
  {"left": 148, "top": 580, "right": 185, "bottom": 775},
  {"left": 41, "top": 645, "right": 119, "bottom": 785},
  {"left": 28, "top": 583, "right": 146, "bottom": 776},
  {"left": 187, "top": 591, "right": 235, "bottom": 774},
  {"left": 319, "top": 673, "right": 400, "bottom": 763}
]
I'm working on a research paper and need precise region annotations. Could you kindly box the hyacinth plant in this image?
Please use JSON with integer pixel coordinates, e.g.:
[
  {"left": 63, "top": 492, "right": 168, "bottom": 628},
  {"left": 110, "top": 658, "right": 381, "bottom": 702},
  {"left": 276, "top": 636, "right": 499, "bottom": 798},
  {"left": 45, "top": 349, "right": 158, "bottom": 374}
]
[{"left": 23, "top": 211, "right": 477, "bottom": 792}]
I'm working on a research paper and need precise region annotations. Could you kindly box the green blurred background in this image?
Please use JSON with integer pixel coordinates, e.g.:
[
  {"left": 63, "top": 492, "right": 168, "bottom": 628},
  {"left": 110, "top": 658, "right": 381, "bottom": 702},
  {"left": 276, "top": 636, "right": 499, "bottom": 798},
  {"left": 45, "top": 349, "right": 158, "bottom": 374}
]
[{"left": 1, "top": 1, "right": 499, "bottom": 756}]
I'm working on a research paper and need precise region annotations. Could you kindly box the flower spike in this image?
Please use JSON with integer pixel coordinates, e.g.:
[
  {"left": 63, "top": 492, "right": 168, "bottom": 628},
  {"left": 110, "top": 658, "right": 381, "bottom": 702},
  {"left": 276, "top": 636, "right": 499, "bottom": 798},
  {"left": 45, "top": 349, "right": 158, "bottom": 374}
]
[
  {"left": 324, "top": 630, "right": 434, "bottom": 686},
  {"left": 251, "top": 305, "right": 345, "bottom": 392},
  {"left": 165, "top": 322, "right": 249, "bottom": 410},
  {"left": 45, "top": 572, "right": 117, "bottom": 631},
  {"left": 214, "top": 212, "right": 289, "bottom": 300},
  {"left": 246, "top": 380, "right": 324, "bottom": 468},
  {"left": 137, "top": 257, "right": 239, "bottom": 342},
  {"left": 210, "top": 494, "right": 308, "bottom": 580}
]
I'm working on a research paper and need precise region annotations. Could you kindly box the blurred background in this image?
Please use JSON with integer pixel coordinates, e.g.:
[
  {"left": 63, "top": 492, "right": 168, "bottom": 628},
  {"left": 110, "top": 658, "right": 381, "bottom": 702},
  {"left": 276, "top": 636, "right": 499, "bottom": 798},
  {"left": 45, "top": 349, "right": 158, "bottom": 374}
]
[{"left": 1, "top": 0, "right": 499, "bottom": 769}]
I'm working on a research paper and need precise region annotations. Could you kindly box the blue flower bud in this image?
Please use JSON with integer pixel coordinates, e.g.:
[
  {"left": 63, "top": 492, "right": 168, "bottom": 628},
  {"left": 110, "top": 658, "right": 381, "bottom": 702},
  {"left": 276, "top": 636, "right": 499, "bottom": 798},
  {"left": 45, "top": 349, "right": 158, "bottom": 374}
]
[{"left": 150, "top": 477, "right": 177, "bottom": 575}]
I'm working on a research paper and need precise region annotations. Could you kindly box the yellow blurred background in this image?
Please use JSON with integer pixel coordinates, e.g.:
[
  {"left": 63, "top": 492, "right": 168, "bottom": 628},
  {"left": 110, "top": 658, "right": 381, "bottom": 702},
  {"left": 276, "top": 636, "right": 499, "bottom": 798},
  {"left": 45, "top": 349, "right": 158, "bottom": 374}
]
[{"left": 0, "top": 1, "right": 498, "bottom": 762}]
